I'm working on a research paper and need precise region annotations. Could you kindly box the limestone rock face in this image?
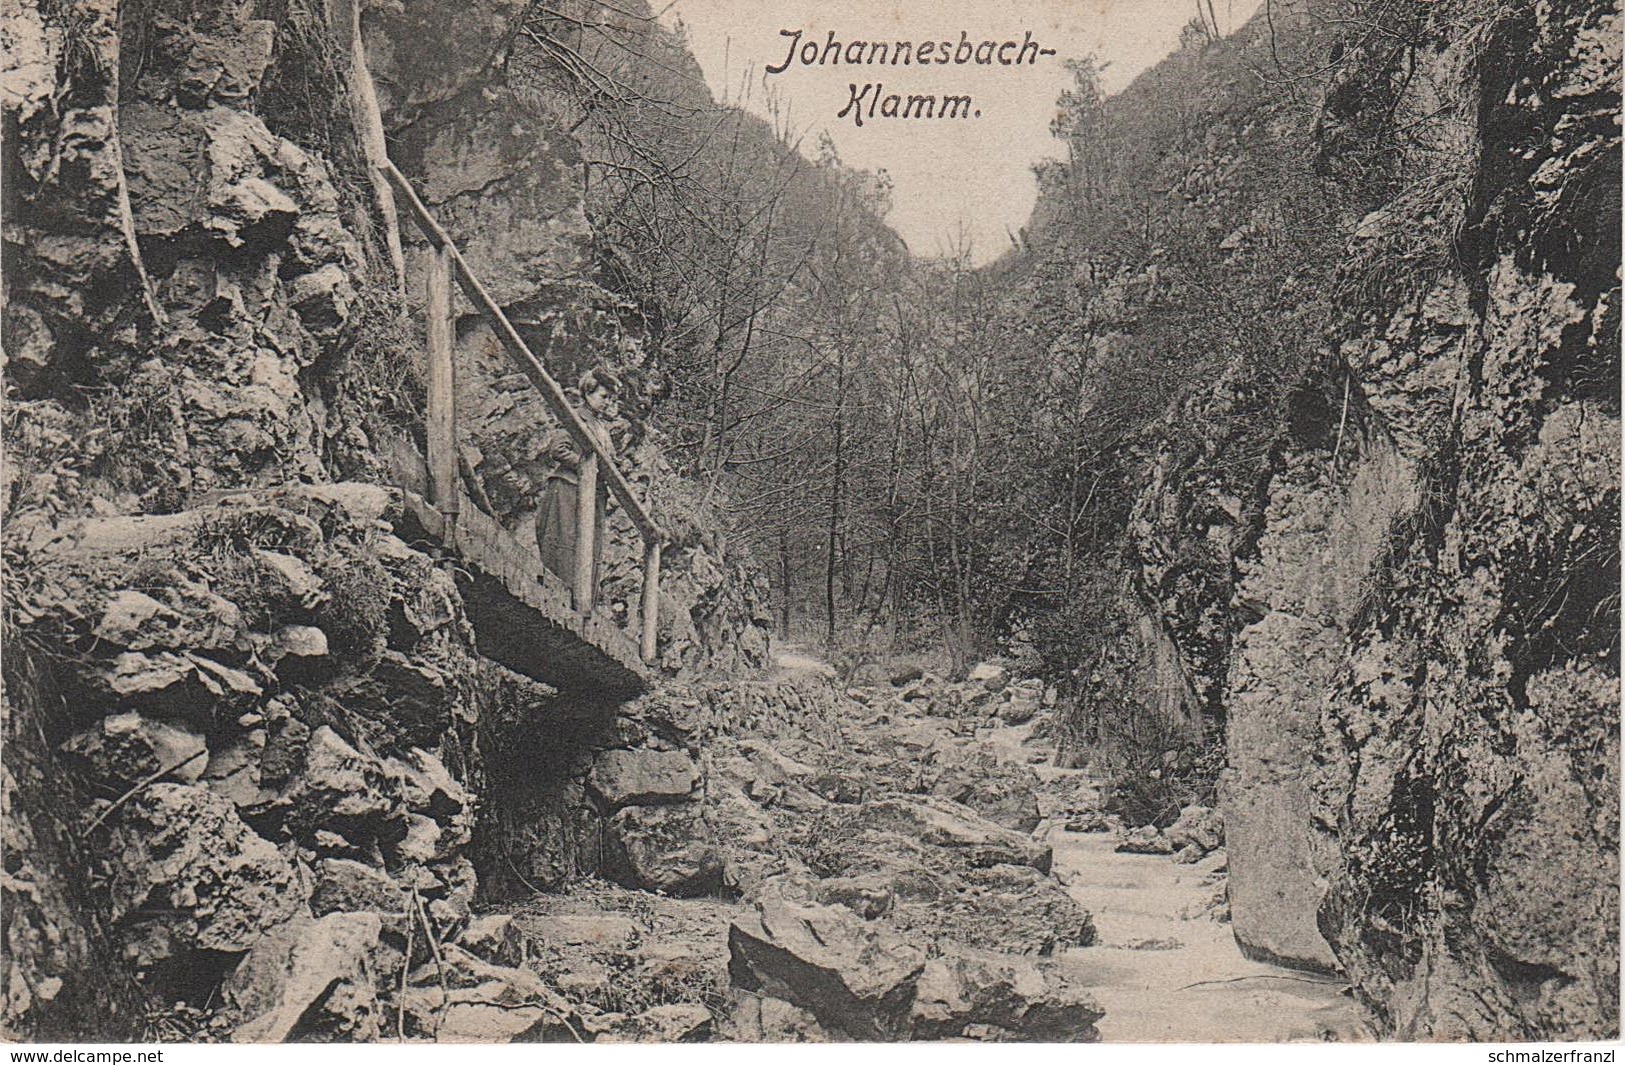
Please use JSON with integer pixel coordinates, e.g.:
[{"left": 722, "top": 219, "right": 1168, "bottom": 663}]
[
  {"left": 2, "top": 0, "right": 778, "bottom": 1044},
  {"left": 0, "top": 757, "right": 145, "bottom": 1040},
  {"left": 99, "top": 783, "right": 308, "bottom": 971},
  {"left": 1082, "top": 0, "right": 1619, "bottom": 1039},
  {"left": 362, "top": 0, "right": 532, "bottom": 131},
  {"left": 1304, "top": 3, "right": 1617, "bottom": 1039}
]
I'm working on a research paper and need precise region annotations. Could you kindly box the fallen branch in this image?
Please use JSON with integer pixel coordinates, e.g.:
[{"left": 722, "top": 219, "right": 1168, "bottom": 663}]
[
  {"left": 1329, "top": 371, "right": 1352, "bottom": 473},
  {"left": 452, "top": 996, "right": 586, "bottom": 1044},
  {"left": 410, "top": 887, "right": 452, "bottom": 1040},
  {"left": 397, "top": 899, "right": 415, "bottom": 1042},
  {"left": 82, "top": 748, "right": 208, "bottom": 838}
]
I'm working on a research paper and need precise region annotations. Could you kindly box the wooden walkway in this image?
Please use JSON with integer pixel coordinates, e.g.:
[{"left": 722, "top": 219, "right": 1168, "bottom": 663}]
[
  {"left": 342, "top": 23, "right": 662, "bottom": 699},
  {"left": 390, "top": 487, "right": 649, "bottom": 697}
]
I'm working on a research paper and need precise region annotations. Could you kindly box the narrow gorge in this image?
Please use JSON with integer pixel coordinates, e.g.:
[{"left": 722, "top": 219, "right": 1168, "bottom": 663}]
[{"left": 1, "top": 0, "right": 1617, "bottom": 1045}]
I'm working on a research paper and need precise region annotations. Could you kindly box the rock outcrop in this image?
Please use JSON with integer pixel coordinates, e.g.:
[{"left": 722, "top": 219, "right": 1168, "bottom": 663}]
[
  {"left": 2, "top": 0, "right": 776, "bottom": 1041},
  {"left": 1048, "top": 0, "right": 1619, "bottom": 1040}
]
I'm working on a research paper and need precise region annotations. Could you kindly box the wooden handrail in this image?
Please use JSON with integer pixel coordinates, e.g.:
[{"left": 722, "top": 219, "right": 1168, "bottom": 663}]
[
  {"left": 376, "top": 157, "right": 664, "bottom": 665},
  {"left": 377, "top": 159, "right": 663, "bottom": 546}
]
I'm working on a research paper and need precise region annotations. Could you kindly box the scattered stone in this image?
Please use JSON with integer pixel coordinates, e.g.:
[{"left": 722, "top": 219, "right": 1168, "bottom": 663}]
[
  {"left": 966, "top": 662, "right": 1009, "bottom": 692},
  {"left": 806, "top": 772, "right": 863, "bottom": 804},
  {"left": 998, "top": 681, "right": 1045, "bottom": 726},
  {"left": 1063, "top": 811, "right": 1113, "bottom": 833},
  {"left": 952, "top": 864, "right": 1097, "bottom": 955},
  {"left": 393, "top": 813, "right": 450, "bottom": 864},
  {"left": 728, "top": 992, "right": 829, "bottom": 1042},
  {"left": 92, "top": 591, "right": 174, "bottom": 649},
  {"left": 738, "top": 740, "right": 818, "bottom": 785},
  {"left": 1122, "top": 937, "right": 1184, "bottom": 951},
  {"left": 269, "top": 624, "right": 328, "bottom": 661},
  {"left": 400, "top": 983, "right": 573, "bottom": 1043},
  {"left": 397, "top": 944, "right": 583, "bottom": 1042},
  {"left": 1115, "top": 825, "right": 1174, "bottom": 855},
  {"left": 1167, "top": 803, "right": 1224, "bottom": 855}
]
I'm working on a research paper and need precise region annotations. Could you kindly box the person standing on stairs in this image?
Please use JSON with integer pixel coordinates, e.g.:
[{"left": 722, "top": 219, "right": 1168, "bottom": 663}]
[{"left": 535, "top": 368, "right": 620, "bottom": 604}]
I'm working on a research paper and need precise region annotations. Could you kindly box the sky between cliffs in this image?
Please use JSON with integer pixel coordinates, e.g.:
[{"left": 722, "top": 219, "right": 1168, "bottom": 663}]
[{"left": 663, "top": 0, "right": 1263, "bottom": 264}]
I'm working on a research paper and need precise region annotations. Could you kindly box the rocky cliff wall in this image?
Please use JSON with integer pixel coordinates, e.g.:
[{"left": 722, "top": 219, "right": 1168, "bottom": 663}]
[
  {"left": 2, "top": 0, "right": 768, "bottom": 1039},
  {"left": 1098, "top": 0, "right": 1618, "bottom": 1038},
  {"left": 1303, "top": 2, "right": 1619, "bottom": 1036}
]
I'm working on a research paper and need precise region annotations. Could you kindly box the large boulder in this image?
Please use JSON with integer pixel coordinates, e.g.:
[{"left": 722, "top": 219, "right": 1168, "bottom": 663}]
[
  {"left": 310, "top": 859, "right": 406, "bottom": 917},
  {"left": 1115, "top": 825, "right": 1174, "bottom": 855},
  {"left": 602, "top": 804, "right": 723, "bottom": 897},
  {"left": 224, "top": 913, "right": 383, "bottom": 1043},
  {"left": 728, "top": 891, "right": 926, "bottom": 1038},
  {"left": 858, "top": 796, "right": 1052, "bottom": 873},
  {"left": 588, "top": 749, "right": 698, "bottom": 809},
  {"left": 909, "top": 947, "right": 1103, "bottom": 1041}
]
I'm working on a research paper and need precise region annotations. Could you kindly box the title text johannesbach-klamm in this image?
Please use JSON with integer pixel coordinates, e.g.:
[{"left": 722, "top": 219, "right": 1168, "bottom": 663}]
[{"left": 765, "top": 28, "right": 1058, "bottom": 126}]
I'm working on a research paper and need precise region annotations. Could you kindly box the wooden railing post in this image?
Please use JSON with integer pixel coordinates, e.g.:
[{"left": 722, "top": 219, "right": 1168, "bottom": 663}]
[
  {"left": 573, "top": 453, "right": 598, "bottom": 613},
  {"left": 425, "top": 243, "right": 457, "bottom": 520},
  {"left": 640, "top": 539, "right": 661, "bottom": 663},
  {"left": 378, "top": 161, "right": 672, "bottom": 670}
]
